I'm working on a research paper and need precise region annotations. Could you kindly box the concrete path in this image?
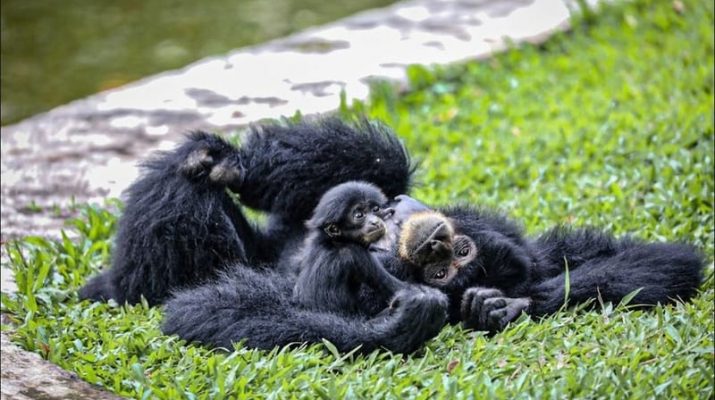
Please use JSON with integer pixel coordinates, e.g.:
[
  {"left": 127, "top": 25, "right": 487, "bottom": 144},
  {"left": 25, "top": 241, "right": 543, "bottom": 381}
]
[{"left": 0, "top": 0, "right": 597, "bottom": 398}]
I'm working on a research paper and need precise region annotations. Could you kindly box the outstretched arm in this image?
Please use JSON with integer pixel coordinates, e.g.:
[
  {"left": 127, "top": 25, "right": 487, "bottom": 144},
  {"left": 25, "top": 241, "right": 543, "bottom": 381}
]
[
  {"left": 460, "top": 237, "right": 704, "bottom": 333},
  {"left": 163, "top": 267, "right": 448, "bottom": 354},
  {"left": 527, "top": 241, "right": 704, "bottom": 315}
]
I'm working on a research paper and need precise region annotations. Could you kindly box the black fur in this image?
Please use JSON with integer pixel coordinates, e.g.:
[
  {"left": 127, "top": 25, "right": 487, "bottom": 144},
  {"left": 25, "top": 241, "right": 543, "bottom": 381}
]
[
  {"left": 237, "top": 118, "right": 415, "bottom": 222},
  {"left": 292, "top": 182, "right": 407, "bottom": 315},
  {"left": 162, "top": 268, "right": 447, "bottom": 354},
  {"left": 79, "top": 132, "right": 255, "bottom": 305},
  {"left": 79, "top": 118, "right": 416, "bottom": 306},
  {"left": 80, "top": 117, "right": 705, "bottom": 353},
  {"left": 436, "top": 205, "right": 705, "bottom": 332},
  {"left": 81, "top": 118, "right": 450, "bottom": 354}
]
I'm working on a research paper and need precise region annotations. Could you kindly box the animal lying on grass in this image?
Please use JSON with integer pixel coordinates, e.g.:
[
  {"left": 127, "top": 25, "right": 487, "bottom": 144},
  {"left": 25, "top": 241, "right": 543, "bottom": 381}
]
[
  {"left": 80, "top": 118, "right": 705, "bottom": 354},
  {"left": 291, "top": 181, "right": 408, "bottom": 316}
]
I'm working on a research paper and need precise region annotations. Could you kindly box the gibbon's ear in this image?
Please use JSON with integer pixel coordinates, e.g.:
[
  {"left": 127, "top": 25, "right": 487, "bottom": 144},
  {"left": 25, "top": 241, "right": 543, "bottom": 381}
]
[{"left": 324, "top": 224, "right": 341, "bottom": 238}]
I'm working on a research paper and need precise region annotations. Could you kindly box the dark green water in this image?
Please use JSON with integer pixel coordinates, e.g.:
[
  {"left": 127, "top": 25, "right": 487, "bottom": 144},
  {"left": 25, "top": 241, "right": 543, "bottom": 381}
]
[{"left": 0, "top": 0, "right": 394, "bottom": 125}]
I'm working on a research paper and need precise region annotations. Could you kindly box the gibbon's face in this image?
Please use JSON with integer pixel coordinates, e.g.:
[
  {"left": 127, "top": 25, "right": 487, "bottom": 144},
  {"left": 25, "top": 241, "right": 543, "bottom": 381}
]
[
  {"left": 323, "top": 198, "right": 395, "bottom": 247},
  {"left": 344, "top": 200, "right": 393, "bottom": 245},
  {"left": 369, "top": 194, "right": 431, "bottom": 253},
  {"left": 398, "top": 209, "right": 478, "bottom": 287},
  {"left": 312, "top": 181, "right": 393, "bottom": 247}
]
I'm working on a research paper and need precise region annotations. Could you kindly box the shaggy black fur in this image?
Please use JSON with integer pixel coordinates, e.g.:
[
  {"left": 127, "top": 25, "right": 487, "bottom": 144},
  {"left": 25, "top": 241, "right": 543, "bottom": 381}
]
[
  {"left": 292, "top": 182, "right": 407, "bottom": 315},
  {"left": 162, "top": 268, "right": 447, "bottom": 354},
  {"left": 81, "top": 118, "right": 450, "bottom": 354},
  {"left": 80, "top": 117, "right": 705, "bottom": 353},
  {"left": 435, "top": 205, "right": 705, "bottom": 333},
  {"left": 237, "top": 118, "right": 415, "bottom": 222},
  {"left": 79, "top": 132, "right": 255, "bottom": 305},
  {"left": 80, "top": 118, "right": 415, "bottom": 306}
]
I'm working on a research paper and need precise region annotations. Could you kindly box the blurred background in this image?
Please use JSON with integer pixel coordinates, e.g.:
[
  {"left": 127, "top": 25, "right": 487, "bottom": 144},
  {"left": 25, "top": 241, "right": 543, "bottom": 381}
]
[{"left": 0, "top": 0, "right": 395, "bottom": 126}]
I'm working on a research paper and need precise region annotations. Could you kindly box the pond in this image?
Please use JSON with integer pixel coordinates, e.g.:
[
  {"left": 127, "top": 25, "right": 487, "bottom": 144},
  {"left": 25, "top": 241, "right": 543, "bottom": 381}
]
[{"left": 0, "top": 0, "right": 395, "bottom": 126}]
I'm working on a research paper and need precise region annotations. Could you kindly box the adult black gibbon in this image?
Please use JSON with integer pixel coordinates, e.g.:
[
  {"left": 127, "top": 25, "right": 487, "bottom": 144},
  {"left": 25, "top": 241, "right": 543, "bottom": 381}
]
[
  {"left": 81, "top": 118, "right": 448, "bottom": 354},
  {"left": 79, "top": 117, "right": 705, "bottom": 353},
  {"left": 395, "top": 205, "right": 704, "bottom": 333},
  {"left": 79, "top": 119, "right": 414, "bottom": 306}
]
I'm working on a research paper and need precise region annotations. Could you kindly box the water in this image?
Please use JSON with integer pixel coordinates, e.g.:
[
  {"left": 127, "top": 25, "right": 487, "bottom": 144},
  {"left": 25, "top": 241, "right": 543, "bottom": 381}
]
[{"left": 0, "top": 0, "right": 394, "bottom": 125}]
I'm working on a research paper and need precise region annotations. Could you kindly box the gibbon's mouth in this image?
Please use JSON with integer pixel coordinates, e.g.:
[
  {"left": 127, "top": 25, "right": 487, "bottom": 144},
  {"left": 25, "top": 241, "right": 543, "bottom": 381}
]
[{"left": 363, "top": 224, "right": 386, "bottom": 243}]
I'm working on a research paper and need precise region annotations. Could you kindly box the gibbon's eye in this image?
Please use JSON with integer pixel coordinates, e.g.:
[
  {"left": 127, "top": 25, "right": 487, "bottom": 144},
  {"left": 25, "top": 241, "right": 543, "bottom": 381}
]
[
  {"left": 457, "top": 246, "right": 471, "bottom": 257},
  {"left": 454, "top": 236, "right": 476, "bottom": 259},
  {"left": 434, "top": 269, "right": 447, "bottom": 280},
  {"left": 371, "top": 205, "right": 380, "bottom": 213},
  {"left": 324, "top": 224, "right": 341, "bottom": 237},
  {"left": 354, "top": 210, "right": 364, "bottom": 220}
]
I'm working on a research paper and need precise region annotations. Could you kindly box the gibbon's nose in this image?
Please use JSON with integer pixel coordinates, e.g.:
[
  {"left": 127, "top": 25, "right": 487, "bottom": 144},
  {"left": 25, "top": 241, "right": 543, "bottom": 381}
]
[
  {"left": 430, "top": 239, "right": 451, "bottom": 258},
  {"left": 368, "top": 215, "right": 382, "bottom": 227}
]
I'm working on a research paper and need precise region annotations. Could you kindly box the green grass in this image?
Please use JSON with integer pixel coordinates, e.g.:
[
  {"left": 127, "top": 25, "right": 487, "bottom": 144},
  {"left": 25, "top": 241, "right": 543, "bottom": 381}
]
[{"left": 2, "top": 0, "right": 713, "bottom": 398}]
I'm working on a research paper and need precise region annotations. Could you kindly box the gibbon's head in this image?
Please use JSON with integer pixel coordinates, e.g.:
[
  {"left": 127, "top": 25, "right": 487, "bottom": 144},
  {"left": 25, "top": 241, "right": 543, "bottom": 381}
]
[
  {"left": 399, "top": 210, "right": 477, "bottom": 287},
  {"left": 307, "top": 181, "right": 394, "bottom": 246}
]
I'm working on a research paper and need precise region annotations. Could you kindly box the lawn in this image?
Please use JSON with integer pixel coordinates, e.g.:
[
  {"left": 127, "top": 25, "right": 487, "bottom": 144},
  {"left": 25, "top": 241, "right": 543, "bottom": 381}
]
[{"left": 2, "top": 0, "right": 713, "bottom": 398}]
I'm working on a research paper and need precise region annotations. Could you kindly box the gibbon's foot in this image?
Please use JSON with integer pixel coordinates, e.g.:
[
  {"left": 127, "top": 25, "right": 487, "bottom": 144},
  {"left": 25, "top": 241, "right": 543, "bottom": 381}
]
[
  {"left": 461, "top": 287, "right": 530, "bottom": 334},
  {"left": 179, "top": 133, "right": 245, "bottom": 192}
]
